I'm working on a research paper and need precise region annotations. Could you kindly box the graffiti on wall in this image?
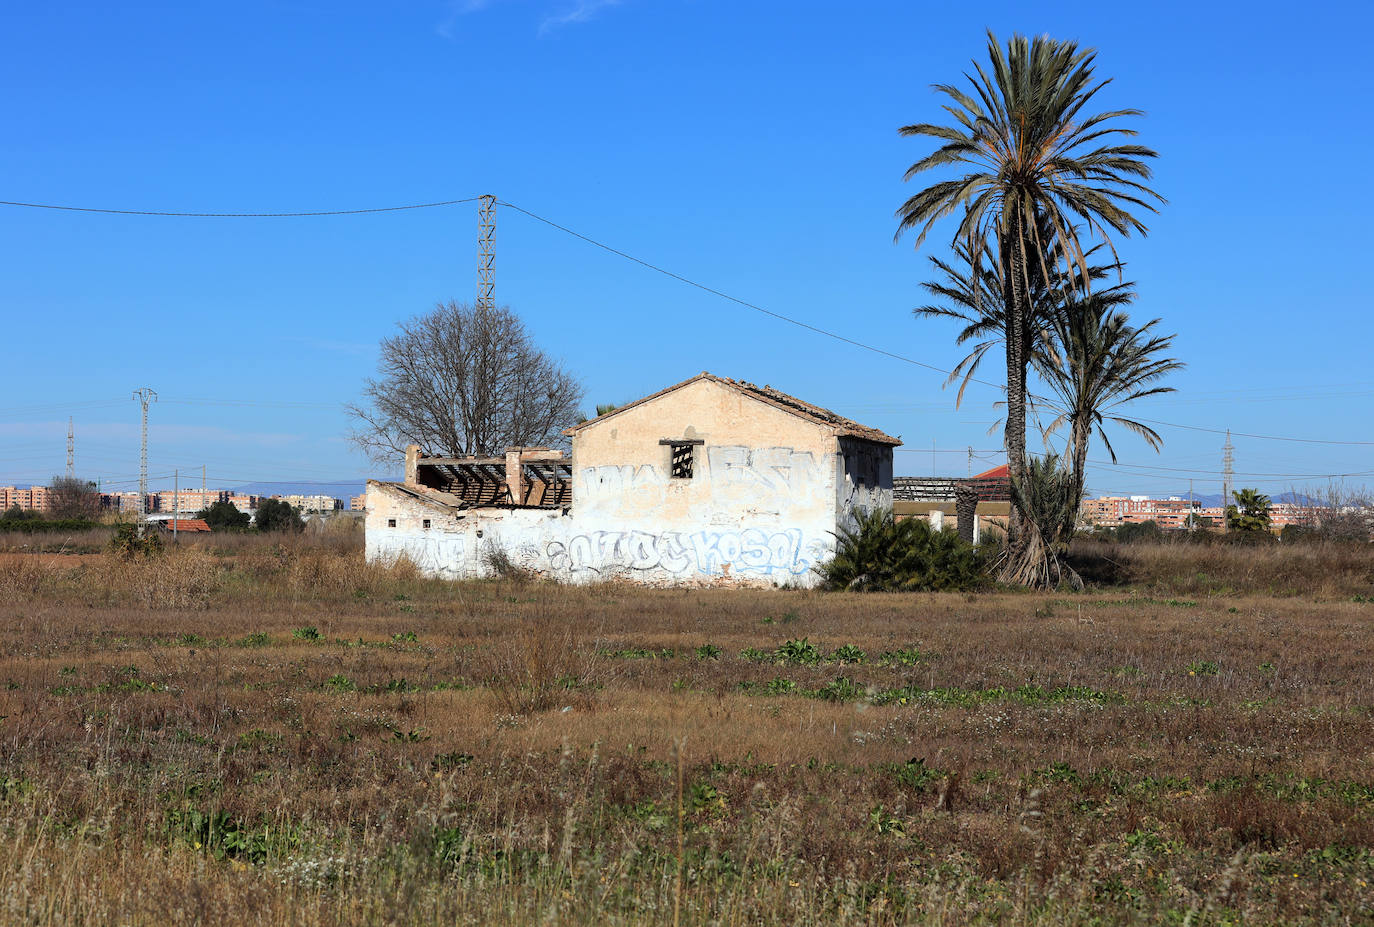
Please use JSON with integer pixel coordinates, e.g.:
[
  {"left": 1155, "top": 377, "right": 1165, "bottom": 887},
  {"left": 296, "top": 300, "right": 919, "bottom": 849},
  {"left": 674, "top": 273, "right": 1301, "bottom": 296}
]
[
  {"left": 579, "top": 463, "right": 664, "bottom": 497},
  {"left": 384, "top": 534, "right": 467, "bottom": 576},
  {"left": 545, "top": 527, "right": 827, "bottom": 577},
  {"left": 706, "top": 446, "right": 821, "bottom": 495}
]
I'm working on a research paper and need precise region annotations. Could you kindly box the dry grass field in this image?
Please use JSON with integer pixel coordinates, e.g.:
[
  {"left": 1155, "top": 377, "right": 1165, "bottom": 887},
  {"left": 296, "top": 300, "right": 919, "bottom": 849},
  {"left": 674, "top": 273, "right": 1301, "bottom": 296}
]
[{"left": 1, "top": 533, "right": 1371, "bottom": 925}]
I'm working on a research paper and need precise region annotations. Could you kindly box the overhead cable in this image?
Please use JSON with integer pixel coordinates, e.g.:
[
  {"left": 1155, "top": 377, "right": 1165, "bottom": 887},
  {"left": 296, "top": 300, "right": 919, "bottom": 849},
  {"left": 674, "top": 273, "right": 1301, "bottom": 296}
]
[{"left": 0, "top": 197, "right": 481, "bottom": 217}]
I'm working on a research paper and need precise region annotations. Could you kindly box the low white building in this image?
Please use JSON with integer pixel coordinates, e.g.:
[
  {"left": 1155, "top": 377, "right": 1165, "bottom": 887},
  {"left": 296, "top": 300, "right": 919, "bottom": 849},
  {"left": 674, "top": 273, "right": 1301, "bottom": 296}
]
[{"left": 364, "top": 373, "right": 900, "bottom": 587}]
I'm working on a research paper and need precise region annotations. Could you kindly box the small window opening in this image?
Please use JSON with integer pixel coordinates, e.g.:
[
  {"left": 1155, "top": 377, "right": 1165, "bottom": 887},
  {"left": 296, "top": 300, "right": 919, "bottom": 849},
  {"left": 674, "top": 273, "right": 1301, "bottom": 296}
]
[
  {"left": 845, "top": 454, "right": 873, "bottom": 489},
  {"left": 670, "top": 442, "right": 695, "bottom": 479},
  {"left": 422, "top": 519, "right": 431, "bottom": 529},
  {"left": 387, "top": 518, "right": 397, "bottom": 528}
]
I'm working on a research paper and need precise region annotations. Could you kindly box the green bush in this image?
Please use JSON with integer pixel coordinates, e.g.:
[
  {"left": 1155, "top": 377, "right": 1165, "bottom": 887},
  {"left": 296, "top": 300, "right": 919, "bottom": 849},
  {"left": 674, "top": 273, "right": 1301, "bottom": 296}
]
[
  {"left": 198, "top": 501, "right": 251, "bottom": 532},
  {"left": 0, "top": 517, "right": 99, "bottom": 534},
  {"left": 1113, "top": 520, "right": 1164, "bottom": 545},
  {"left": 107, "top": 523, "right": 164, "bottom": 559},
  {"left": 255, "top": 499, "right": 304, "bottom": 533},
  {"left": 774, "top": 638, "right": 822, "bottom": 666},
  {"left": 817, "top": 508, "right": 985, "bottom": 592}
]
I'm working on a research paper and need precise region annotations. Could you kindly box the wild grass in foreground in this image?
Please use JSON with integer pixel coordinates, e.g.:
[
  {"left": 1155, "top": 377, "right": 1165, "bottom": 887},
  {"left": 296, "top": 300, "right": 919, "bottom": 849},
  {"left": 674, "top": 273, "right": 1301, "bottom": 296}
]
[{"left": 0, "top": 535, "right": 1371, "bottom": 924}]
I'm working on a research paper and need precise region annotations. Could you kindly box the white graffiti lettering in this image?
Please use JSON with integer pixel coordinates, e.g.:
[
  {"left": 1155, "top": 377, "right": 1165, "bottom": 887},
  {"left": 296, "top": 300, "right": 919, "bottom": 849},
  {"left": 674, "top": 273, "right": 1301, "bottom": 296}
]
[
  {"left": 706, "top": 446, "right": 821, "bottom": 496},
  {"left": 389, "top": 535, "right": 467, "bottom": 577},
  {"left": 578, "top": 464, "right": 664, "bottom": 499},
  {"left": 545, "top": 528, "right": 825, "bottom": 577}
]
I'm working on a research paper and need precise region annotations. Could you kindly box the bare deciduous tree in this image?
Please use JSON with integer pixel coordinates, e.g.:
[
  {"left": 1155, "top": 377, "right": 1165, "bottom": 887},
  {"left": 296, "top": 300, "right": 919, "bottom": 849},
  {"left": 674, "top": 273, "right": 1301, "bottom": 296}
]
[
  {"left": 348, "top": 302, "right": 584, "bottom": 460},
  {"left": 47, "top": 476, "right": 100, "bottom": 520},
  {"left": 1284, "top": 482, "right": 1373, "bottom": 543}
]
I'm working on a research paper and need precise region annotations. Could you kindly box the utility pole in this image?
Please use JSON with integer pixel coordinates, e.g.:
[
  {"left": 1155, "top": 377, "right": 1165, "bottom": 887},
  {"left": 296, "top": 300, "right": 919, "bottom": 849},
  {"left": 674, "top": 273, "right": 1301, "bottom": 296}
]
[
  {"left": 173, "top": 468, "right": 179, "bottom": 544},
  {"left": 476, "top": 194, "right": 496, "bottom": 311},
  {"left": 1188, "top": 478, "right": 1194, "bottom": 529},
  {"left": 1221, "top": 429, "right": 1234, "bottom": 534},
  {"left": 931, "top": 439, "right": 936, "bottom": 477},
  {"left": 967, "top": 446, "right": 973, "bottom": 477},
  {"left": 132, "top": 388, "right": 157, "bottom": 538},
  {"left": 66, "top": 417, "right": 74, "bottom": 478}
]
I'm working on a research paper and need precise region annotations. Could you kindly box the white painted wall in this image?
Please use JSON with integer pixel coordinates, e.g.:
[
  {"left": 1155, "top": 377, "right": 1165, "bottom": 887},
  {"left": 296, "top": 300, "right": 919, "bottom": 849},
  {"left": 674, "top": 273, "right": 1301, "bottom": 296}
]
[
  {"left": 366, "top": 454, "right": 840, "bottom": 587},
  {"left": 365, "top": 378, "right": 896, "bottom": 588}
]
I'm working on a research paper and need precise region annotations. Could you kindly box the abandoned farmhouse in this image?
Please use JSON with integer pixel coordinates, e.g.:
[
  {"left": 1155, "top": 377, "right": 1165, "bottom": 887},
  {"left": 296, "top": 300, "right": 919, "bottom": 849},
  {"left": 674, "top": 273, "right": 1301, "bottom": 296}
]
[{"left": 365, "top": 373, "right": 901, "bottom": 587}]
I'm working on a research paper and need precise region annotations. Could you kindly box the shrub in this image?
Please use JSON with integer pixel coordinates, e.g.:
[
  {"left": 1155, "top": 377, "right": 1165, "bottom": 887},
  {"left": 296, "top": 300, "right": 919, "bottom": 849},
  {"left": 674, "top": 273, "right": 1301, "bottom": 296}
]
[
  {"left": 1113, "top": 520, "right": 1165, "bottom": 545},
  {"left": 774, "top": 638, "right": 822, "bottom": 666},
  {"left": 0, "top": 517, "right": 99, "bottom": 534},
  {"left": 1003, "top": 453, "right": 1080, "bottom": 589},
  {"left": 108, "top": 523, "right": 164, "bottom": 560},
  {"left": 480, "top": 541, "right": 534, "bottom": 583},
  {"left": 830, "top": 644, "right": 866, "bottom": 665},
  {"left": 256, "top": 499, "right": 304, "bottom": 533},
  {"left": 817, "top": 508, "right": 985, "bottom": 592},
  {"left": 199, "top": 501, "right": 251, "bottom": 532},
  {"left": 475, "top": 620, "right": 605, "bottom": 715}
]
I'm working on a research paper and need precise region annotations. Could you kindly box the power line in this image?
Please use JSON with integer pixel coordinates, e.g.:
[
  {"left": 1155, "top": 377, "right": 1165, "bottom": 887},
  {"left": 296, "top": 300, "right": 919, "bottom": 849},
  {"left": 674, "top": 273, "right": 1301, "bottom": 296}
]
[
  {"left": 161, "top": 397, "right": 342, "bottom": 409},
  {"left": 6, "top": 193, "right": 1370, "bottom": 450},
  {"left": 1131, "top": 417, "right": 1374, "bottom": 447},
  {"left": 499, "top": 199, "right": 958, "bottom": 380},
  {"left": 0, "top": 197, "right": 481, "bottom": 217},
  {"left": 1088, "top": 458, "right": 1374, "bottom": 480},
  {"left": 500, "top": 200, "right": 1374, "bottom": 450}
]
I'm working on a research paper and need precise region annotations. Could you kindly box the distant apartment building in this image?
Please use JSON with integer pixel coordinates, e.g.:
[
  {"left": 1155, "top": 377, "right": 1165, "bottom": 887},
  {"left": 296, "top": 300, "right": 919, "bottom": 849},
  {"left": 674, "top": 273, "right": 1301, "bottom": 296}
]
[
  {"left": 348, "top": 494, "right": 366, "bottom": 512},
  {"left": 275, "top": 494, "right": 342, "bottom": 513},
  {"left": 1268, "top": 503, "right": 1317, "bottom": 531},
  {"left": 0, "top": 485, "right": 50, "bottom": 513},
  {"left": 1080, "top": 495, "right": 1206, "bottom": 530},
  {"left": 98, "top": 490, "right": 256, "bottom": 516},
  {"left": 100, "top": 492, "right": 157, "bottom": 514},
  {"left": 159, "top": 489, "right": 228, "bottom": 515},
  {"left": 1083, "top": 495, "right": 1319, "bottom": 533}
]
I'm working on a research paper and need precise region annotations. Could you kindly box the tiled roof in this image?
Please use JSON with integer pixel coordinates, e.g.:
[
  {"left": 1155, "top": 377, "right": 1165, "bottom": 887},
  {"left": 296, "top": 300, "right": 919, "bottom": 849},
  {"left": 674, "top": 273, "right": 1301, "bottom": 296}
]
[
  {"left": 565, "top": 372, "right": 902, "bottom": 446},
  {"left": 161, "top": 518, "right": 211, "bottom": 532}
]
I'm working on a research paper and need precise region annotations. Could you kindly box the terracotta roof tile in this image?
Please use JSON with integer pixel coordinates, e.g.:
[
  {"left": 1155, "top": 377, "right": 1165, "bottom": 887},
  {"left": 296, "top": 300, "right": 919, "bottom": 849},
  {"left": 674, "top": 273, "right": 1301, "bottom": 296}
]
[{"left": 161, "top": 518, "right": 211, "bottom": 532}]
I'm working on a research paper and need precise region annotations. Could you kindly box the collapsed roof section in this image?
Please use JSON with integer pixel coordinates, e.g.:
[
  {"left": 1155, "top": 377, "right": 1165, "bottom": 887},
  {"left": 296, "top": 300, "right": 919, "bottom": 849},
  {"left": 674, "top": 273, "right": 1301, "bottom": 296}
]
[{"left": 406, "top": 446, "right": 571, "bottom": 509}]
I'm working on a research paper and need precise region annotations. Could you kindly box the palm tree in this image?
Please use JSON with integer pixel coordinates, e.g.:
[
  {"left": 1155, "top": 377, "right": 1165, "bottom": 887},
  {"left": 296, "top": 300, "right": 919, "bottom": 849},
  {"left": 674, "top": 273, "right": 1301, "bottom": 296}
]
[
  {"left": 896, "top": 30, "right": 1162, "bottom": 573},
  {"left": 1226, "top": 488, "right": 1272, "bottom": 534},
  {"left": 1038, "top": 300, "right": 1183, "bottom": 535},
  {"left": 916, "top": 235, "right": 1130, "bottom": 410}
]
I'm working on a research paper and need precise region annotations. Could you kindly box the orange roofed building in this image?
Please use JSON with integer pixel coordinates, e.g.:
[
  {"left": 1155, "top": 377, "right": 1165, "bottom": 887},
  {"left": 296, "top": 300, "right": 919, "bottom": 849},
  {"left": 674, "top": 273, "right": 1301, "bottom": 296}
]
[{"left": 158, "top": 519, "right": 211, "bottom": 533}]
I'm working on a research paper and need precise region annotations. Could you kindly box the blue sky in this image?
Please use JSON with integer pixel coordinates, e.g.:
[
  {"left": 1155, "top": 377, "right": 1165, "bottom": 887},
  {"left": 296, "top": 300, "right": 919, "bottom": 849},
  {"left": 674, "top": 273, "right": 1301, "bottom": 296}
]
[{"left": 2, "top": 0, "right": 1371, "bottom": 500}]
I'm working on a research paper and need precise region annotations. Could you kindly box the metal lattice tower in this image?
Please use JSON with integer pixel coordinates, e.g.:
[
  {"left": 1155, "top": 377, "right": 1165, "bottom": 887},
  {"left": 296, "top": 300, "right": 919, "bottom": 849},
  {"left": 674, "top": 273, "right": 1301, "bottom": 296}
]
[
  {"left": 1221, "top": 429, "right": 1234, "bottom": 532},
  {"left": 66, "top": 417, "right": 74, "bottom": 478},
  {"left": 476, "top": 194, "right": 496, "bottom": 311},
  {"left": 132, "top": 388, "right": 157, "bottom": 537}
]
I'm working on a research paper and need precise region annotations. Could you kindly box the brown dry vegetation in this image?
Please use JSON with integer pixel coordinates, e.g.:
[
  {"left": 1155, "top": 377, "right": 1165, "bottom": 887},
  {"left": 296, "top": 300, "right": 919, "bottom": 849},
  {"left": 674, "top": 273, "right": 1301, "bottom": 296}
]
[{"left": 0, "top": 533, "right": 1371, "bottom": 925}]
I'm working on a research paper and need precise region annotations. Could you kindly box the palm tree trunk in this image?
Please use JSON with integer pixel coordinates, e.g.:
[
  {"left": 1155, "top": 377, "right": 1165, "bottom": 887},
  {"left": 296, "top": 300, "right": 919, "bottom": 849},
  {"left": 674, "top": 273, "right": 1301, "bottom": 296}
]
[
  {"left": 1000, "top": 214, "right": 1031, "bottom": 555},
  {"left": 1068, "top": 416, "right": 1090, "bottom": 538}
]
